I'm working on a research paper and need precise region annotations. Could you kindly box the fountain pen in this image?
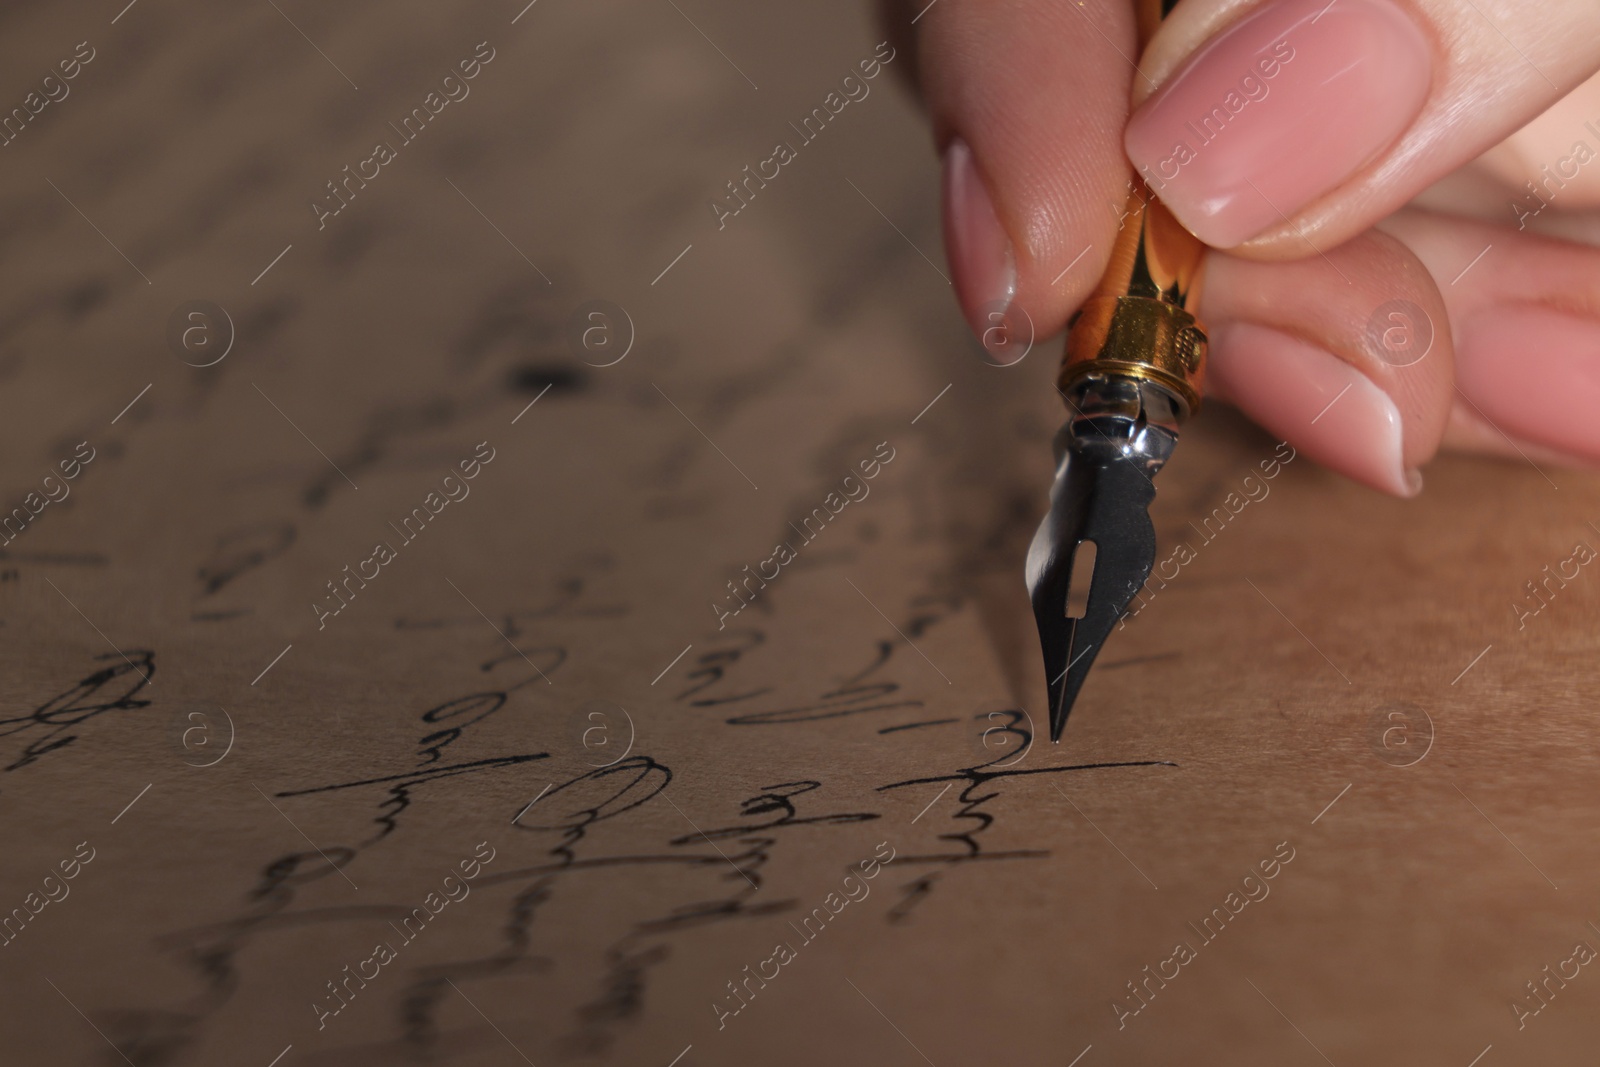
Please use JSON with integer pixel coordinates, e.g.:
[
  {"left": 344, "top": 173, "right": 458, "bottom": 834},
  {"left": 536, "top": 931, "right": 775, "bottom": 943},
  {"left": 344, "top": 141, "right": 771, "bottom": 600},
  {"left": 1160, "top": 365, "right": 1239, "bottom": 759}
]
[{"left": 1026, "top": 0, "right": 1208, "bottom": 742}]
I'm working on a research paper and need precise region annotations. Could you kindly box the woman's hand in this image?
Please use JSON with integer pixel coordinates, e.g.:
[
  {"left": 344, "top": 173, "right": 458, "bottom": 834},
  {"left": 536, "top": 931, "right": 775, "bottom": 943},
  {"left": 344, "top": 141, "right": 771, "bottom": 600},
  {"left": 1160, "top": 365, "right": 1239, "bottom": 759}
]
[{"left": 891, "top": 0, "right": 1600, "bottom": 494}]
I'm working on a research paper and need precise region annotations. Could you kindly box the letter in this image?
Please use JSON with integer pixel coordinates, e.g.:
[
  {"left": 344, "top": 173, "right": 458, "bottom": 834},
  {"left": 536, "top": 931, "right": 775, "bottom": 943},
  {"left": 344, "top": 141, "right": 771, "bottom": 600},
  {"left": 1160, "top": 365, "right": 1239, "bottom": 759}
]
[
  {"left": 842, "top": 875, "right": 869, "bottom": 902},
  {"left": 1140, "top": 965, "right": 1167, "bottom": 997},
  {"left": 1223, "top": 491, "right": 1247, "bottom": 515},
  {"left": 73, "top": 842, "right": 94, "bottom": 863},
  {"left": 858, "top": 456, "right": 882, "bottom": 479},
  {"left": 1156, "top": 554, "right": 1182, "bottom": 583},
  {"left": 1271, "top": 39, "right": 1293, "bottom": 62},
  {"left": 1557, "top": 556, "right": 1582, "bottom": 581},
  {"left": 739, "top": 163, "right": 767, "bottom": 200},
  {"left": 1172, "top": 942, "right": 1198, "bottom": 966},
  {"left": 41, "top": 76, "right": 69, "bottom": 103},
  {"left": 757, "top": 156, "right": 781, "bottom": 181},
  {"left": 1539, "top": 964, "right": 1566, "bottom": 997},
  {"left": 0, "top": 909, "right": 28, "bottom": 942},
  {"left": 1255, "top": 55, "right": 1280, "bottom": 79},
  {"left": 57, "top": 857, "right": 81, "bottom": 880},
  {"left": 314, "top": 601, "right": 336, "bottom": 630},
  {"left": 373, "top": 942, "right": 397, "bottom": 965},
  {"left": 422, "top": 491, "right": 448, "bottom": 515},
  {"left": 1258, "top": 456, "right": 1282, "bottom": 480},
  {"left": 442, "top": 474, "right": 470, "bottom": 502},
  {"left": 757, "top": 556, "right": 781, "bottom": 582},
  {"left": 41, "top": 476, "right": 69, "bottom": 503},
  {"left": 1558, "top": 955, "right": 1582, "bottom": 981},
  {"left": 356, "top": 155, "right": 381, "bottom": 181},
  {"left": 874, "top": 40, "right": 896, "bottom": 63},
  {"left": 399, "top": 108, "right": 430, "bottom": 139},
  {"left": 800, "top": 508, "right": 830, "bottom": 539},
  {"left": 1198, "top": 106, "right": 1230, "bottom": 139},
  {"left": 1175, "top": 542, "right": 1198, "bottom": 566},
  {"left": 326, "top": 979, "right": 350, "bottom": 1006},
  {"left": 401, "top": 911, "right": 428, "bottom": 939},
  {"left": 823, "top": 892, "right": 847, "bottom": 915},
  {"left": 799, "top": 108, "right": 830, "bottom": 139},
  {"left": 1157, "top": 955, "right": 1181, "bottom": 980},
  {"left": 1241, "top": 874, "right": 1270, "bottom": 903},
  {"left": 369, "top": 542, "right": 396, "bottom": 567},
  {"left": 1223, "top": 891, "right": 1248, "bottom": 915},
  {"left": 1575, "top": 140, "right": 1597, "bottom": 166},
  {"left": 714, "top": 601, "right": 737, "bottom": 630},
  {"left": 58, "top": 57, "right": 82, "bottom": 80},
  {"left": 475, "top": 441, "right": 496, "bottom": 464},
  {"left": 1273, "top": 840, "right": 1295, "bottom": 863},
  {"left": 841, "top": 75, "right": 870, "bottom": 103},
  {"left": 341, "top": 563, "right": 367, "bottom": 592},
  {"left": 1539, "top": 164, "right": 1567, "bottom": 200},
  {"left": 1575, "top": 542, "right": 1597, "bottom": 566},
  {"left": 313, "top": 198, "right": 337, "bottom": 230},
  {"left": 423, "top": 891, "right": 447, "bottom": 914},
  {"left": 459, "top": 857, "right": 482, "bottom": 880},
  {"left": 1513, "top": 601, "right": 1538, "bottom": 630},
  {"left": 357, "top": 956, "right": 381, "bottom": 980},
  {"left": 357, "top": 556, "right": 382, "bottom": 582},
  {"left": 874, "top": 840, "right": 896, "bottom": 864},
  {"left": 1576, "top": 941, "right": 1598, "bottom": 965},
  {"left": 75, "top": 41, "right": 97, "bottom": 62},
  {"left": 757, "top": 955, "right": 781, "bottom": 980},
  {"left": 1199, "top": 911, "right": 1228, "bottom": 939},
  {"left": 23, "top": 893, "right": 46, "bottom": 915},
  {"left": 339, "top": 967, "right": 365, "bottom": 997},
  {"left": 23, "top": 92, "right": 47, "bottom": 116},
  {"left": 773, "top": 142, "right": 797, "bottom": 165},
  {"left": 1114, "top": 999, "right": 1138, "bottom": 1030},
  {"left": 442, "top": 875, "right": 469, "bottom": 902},
  {"left": 775, "top": 942, "right": 798, "bottom": 965},
  {"left": 1274, "top": 440, "right": 1296, "bottom": 464},
  {"left": 740, "top": 964, "right": 766, "bottom": 994},
  {"left": 1126, "top": 980, "right": 1150, "bottom": 1007},
  {"left": 41, "top": 876, "right": 68, "bottom": 903},
  {"left": 474, "top": 41, "right": 496, "bottom": 63},
  {"left": 1257, "top": 856, "right": 1281, "bottom": 880},
  {"left": 858, "top": 56, "right": 882, "bottom": 79},
  {"left": 714, "top": 1000, "right": 735, "bottom": 1029},
  {"left": 474, "top": 841, "right": 496, "bottom": 863},
  {"left": 442, "top": 75, "right": 469, "bottom": 103},
  {"left": 1158, "top": 152, "right": 1182, "bottom": 180},
  {"left": 22, "top": 492, "right": 46, "bottom": 516},
  {"left": 1, "top": 508, "right": 28, "bottom": 541},
  {"left": 799, "top": 911, "right": 828, "bottom": 939},
  {"left": 774, "top": 542, "right": 797, "bottom": 566},
  {"left": 1526, "top": 978, "right": 1550, "bottom": 1006},
  {"left": 423, "top": 91, "right": 448, "bottom": 115},
  {"left": 315, "top": 1001, "right": 335, "bottom": 1029},
  {"left": 1223, "top": 90, "right": 1247, "bottom": 114},
  {"left": 858, "top": 856, "right": 881, "bottom": 879},
  {"left": 710, "top": 198, "right": 737, "bottom": 229},
  {"left": 459, "top": 455, "right": 483, "bottom": 479},
  {"left": 339, "top": 165, "right": 367, "bottom": 200},
  {"left": 1239, "top": 73, "right": 1268, "bottom": 101},
  {"left": 1241, "top": 474, "right": 1270, "bottom": 503},
  {"left": 74, "top": 441, "right": 95, "bottom": 465},
  {"left": 1511, "top": 999, "right": 1535, "bottom": 1030},
  {"left": 375, "top": 139, "right": 399, "bottom": 163},
  {"left": 739, "top": 566, "right": 765, "bottom": 599},
  {"left": 874, "top": 440, "right": 896, "bottom": 463},
  {"left": 1557, "top": 152, "right": 1581, "bottom": 181},
  {"left": 841, "top": 474, "right": 869, "bottom": 503},
  {"left": 58, "top": 456, "right": 82, "bottom": 480}
]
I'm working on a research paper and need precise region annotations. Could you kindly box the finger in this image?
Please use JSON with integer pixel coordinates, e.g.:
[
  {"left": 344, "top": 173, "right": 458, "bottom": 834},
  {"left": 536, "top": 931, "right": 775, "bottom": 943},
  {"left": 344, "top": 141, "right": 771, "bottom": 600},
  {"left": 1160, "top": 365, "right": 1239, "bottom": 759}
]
[
  {"left": 911, "top": 0, "right": 1139, "bottom": 342},
  {"left": 1199, "top": 229, "right": 1454, "bottom": 496},
  {"left": 1380, "top": 208, "right": 1600, "bottom": 464},
  {"left": 1475, "top": 69, "right": 1600, "bottom": 218},
  {"left": 1124, "top": 0, "right": 1600, "bottom": 254}
]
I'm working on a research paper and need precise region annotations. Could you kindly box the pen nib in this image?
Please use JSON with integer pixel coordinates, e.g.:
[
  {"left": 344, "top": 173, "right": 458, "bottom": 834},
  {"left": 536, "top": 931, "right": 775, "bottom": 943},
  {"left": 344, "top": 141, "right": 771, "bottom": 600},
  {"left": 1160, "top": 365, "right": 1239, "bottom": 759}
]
[{"left": 1026, "top": 421, "right": 1160, "bottom": 742}]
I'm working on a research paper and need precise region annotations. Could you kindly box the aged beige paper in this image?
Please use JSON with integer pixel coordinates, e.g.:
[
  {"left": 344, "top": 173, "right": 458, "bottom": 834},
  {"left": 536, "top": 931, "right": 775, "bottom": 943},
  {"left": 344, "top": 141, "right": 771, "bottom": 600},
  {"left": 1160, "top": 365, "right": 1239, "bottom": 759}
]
[{"left": 0, "top": 2, "right": 1596, "bottom": 1066}]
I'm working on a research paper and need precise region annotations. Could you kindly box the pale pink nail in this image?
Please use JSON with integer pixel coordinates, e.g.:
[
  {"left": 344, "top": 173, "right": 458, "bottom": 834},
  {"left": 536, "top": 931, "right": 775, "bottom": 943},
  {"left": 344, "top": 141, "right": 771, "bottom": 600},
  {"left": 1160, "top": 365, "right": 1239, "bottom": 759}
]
[
  {"left": 1126, "top": 0, "right": 1432, "bottom": 248},
  {"left": 942, "top": 138, "right": 1016, "bottom": 346},
  {"left": 1208, "top": 322, "right": 1419, "bottom": 496},
  {"left": 1457, "top": 305, "right": 1600, "bottom": 460}
]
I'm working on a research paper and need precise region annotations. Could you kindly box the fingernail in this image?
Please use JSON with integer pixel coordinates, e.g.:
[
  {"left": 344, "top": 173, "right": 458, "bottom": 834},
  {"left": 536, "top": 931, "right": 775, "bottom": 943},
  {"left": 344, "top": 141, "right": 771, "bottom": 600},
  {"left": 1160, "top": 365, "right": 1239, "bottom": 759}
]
[
  {"left": 1457, "top": 305, "right": 1600, "bottom": 460},
  {"left": 1208, "top": 321, "right": 1418, "bottom": 496},
  {"left": 1126, "top": 0, "right": 1432, "bottom": 248},
  {"left": 942, "top": 138, "right": 1016, "bottom": 344}
]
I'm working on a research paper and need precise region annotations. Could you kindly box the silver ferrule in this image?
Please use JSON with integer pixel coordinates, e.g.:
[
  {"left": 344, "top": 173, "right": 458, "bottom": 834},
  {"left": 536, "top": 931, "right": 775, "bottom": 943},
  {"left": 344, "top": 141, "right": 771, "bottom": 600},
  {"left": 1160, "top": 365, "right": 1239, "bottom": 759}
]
[{"left": 1057, "top": 372, "right": 1185, "bottom": 477}]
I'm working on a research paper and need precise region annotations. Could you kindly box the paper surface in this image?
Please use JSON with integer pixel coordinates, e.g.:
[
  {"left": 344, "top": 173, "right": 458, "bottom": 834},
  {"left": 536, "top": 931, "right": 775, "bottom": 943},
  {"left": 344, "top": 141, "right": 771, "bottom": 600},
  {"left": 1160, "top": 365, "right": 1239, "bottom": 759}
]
[{"left": 2, "top": 2, "right": 1597, "bottom": 1065}]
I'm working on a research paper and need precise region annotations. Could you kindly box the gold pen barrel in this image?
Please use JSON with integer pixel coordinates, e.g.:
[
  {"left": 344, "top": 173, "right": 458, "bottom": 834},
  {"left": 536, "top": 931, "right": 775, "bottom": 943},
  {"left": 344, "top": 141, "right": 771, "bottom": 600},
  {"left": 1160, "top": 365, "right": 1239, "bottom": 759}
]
[{"left": 1058, "top": 1, "right": 1208, "bottom": 416}]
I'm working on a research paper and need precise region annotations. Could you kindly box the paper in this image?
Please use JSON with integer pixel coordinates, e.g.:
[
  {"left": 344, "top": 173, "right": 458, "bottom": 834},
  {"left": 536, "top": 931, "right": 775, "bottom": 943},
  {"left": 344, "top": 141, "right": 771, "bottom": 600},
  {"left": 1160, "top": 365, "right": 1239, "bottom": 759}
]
[{"left": 2, "top": 2, "right": 1596, "bottom": 1065}]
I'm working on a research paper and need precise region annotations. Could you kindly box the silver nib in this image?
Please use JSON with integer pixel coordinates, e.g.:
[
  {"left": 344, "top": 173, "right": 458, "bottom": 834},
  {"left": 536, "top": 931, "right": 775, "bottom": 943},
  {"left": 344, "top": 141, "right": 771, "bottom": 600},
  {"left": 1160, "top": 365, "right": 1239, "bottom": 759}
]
[{"left": 1025, "top": 375, "right": 1182, "bottom": 741}]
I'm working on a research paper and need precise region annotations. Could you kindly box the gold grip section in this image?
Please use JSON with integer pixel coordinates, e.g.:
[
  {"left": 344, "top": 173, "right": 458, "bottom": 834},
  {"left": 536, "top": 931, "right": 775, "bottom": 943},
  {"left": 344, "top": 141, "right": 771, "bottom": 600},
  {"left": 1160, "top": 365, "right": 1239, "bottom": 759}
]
[{"left": 1060, "top": 0, "right": 1208, "bottom": 415}]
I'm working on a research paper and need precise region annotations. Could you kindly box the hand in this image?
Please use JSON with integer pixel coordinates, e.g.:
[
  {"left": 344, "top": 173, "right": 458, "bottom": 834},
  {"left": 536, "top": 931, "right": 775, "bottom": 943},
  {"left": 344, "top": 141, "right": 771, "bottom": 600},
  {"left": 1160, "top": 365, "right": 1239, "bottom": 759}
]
[{"left": 889, "top": 0, "right": 1600, "bottom": 494}]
